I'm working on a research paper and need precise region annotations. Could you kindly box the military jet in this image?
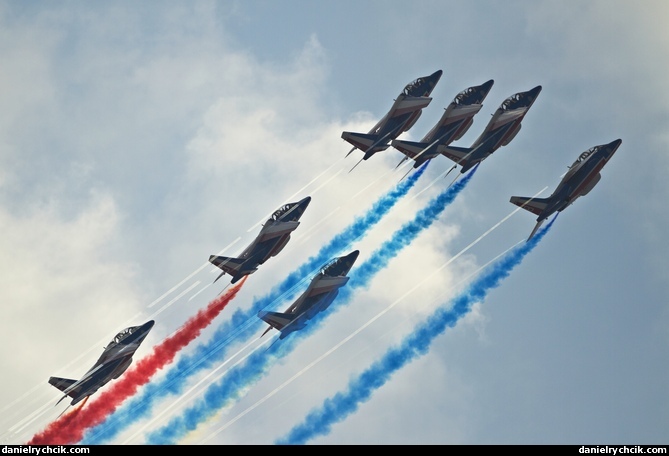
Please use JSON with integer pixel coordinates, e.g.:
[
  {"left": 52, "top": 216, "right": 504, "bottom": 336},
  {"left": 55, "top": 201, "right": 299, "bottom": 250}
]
[
  {"left": 342, "top": 70, "right": 443, "bottom": 169},
  {"left": 49, "top": 320, "right": 155, "bottom": 406},
  {"left": 209, "top": 196, "right": 311, "bottom": 284},
  {"left": 439, "top": 85, "right": 542, "bottom": 174},
  {"left": 510, "top": 139, "right": 622, "bottom": 240},
  {"left": 258, "top": 250, "right": 359, "bottom": 339},
  {"left": 391, "top": 79, "right": 494, "bottom": 170}
]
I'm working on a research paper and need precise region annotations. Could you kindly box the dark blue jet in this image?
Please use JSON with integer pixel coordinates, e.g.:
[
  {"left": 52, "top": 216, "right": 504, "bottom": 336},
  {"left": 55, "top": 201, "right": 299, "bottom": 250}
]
[
  {"left": 342, "top": 70, "right": 443, "bottom": 168},
  {"left": 510, "top": 139, "right": 622, "bottom": 240},
  {"left": 209, "top": 196, "right": 311, "bottom": 284},
  {"left": 392, "top": 79, "right": 495, "bottom": 170},
  {"left": 49, "top": 320, "right": 155, "bottom": 406},
  {"left": 439, "top": 85, "right": 542, "bottom": 174},
  {"left": 258, "top": 250, "right": 359, "bottom": 339}
]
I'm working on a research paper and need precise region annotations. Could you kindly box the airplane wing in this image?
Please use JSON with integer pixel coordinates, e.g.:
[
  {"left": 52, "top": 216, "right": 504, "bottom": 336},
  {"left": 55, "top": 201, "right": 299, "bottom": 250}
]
[
  {"left": 256, "top": 220, "right": 300, "bottom": 242},
  {"left": 391, "top": 95, "right": 432, "bottom": 117}
]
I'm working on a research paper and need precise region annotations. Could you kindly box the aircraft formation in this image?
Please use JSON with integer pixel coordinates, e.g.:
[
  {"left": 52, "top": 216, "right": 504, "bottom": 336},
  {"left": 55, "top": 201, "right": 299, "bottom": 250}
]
[{"left": 35, "top": 69, "right": 620, "bottom": 445}]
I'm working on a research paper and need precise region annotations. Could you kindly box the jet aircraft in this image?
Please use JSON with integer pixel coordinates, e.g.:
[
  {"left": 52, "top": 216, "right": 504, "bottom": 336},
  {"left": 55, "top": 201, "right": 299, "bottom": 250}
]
[
  {"left": 438, "top": 85, "right": 542, "bottom": 174},
  {"left": 258, "top": 250, "right": 359, "bottom": 339},
  {"left": 510, "top": 139, "right": 622, "bottom": 240},
  {"left": 342, "top": 70, "right": 443, "bottom": 168},
  {"left": 391, "top": 79, "right": 494, "bottom": 170},
  {"left": 209, "top": 196, "right": 311, "bottom": 284},
  {"left": 49, "top": 320, "right": 155, "bottom": 406}
]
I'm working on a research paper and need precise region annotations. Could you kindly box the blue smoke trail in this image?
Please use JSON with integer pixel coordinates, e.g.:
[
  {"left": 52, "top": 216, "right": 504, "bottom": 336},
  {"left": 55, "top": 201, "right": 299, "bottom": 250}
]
[
  {"left": 277, "top": 216, "right": 556, "bottom": 445},
  {"left": 81, "top": 163, "right": 428, "bottom": 444},
  {"left": 145, "top": 166, "right": 476, "bottom": 444}
]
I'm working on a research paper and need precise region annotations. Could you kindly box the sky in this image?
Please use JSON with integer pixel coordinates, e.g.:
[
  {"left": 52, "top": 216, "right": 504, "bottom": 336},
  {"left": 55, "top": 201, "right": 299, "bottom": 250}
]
[{"left": 0, "top": 0, "right": 667, "bottom": 445}]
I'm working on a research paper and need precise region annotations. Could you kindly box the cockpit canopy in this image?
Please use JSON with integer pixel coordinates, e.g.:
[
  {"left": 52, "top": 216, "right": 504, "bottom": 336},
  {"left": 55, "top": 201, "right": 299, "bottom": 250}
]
[
  {"left": 270, "top": 202, "right": 297, "bottom": 222},
  {"left": 319, "top": 257, "right": 350, "bottom": 277},
  {"left": 574, "top": 146, "right": 598, "bottom": 165},
  {"left": 501, "top": 92, "right": 527, "bottom": 111},
  {"left": 403, "top": 77, "right": 430, "bottom": 97},
  {"left": 106, "top": 325, "right": 140, "bottom": 348},
  {"left": 453, "top": 86, "right": 485, "bottom": 106}
]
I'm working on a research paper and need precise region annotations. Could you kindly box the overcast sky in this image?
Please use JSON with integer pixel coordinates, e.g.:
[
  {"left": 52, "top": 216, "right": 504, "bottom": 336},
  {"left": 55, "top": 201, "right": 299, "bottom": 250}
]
[{"left": 1, "top": 0, "right": 667, "bottom": 445}]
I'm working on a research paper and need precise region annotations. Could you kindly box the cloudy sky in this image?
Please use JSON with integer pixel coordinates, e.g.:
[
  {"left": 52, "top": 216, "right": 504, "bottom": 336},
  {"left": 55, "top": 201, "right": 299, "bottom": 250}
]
[{"left": 1, "top": 0, "right": 667, "bottom": 445}]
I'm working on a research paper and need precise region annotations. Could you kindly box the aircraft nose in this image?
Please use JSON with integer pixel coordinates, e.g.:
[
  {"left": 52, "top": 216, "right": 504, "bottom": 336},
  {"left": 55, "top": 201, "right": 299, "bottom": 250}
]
[
  {"left": 528, "top": 85, "right": 542, "bottom": 100},
  {"left": 346, "top": 250, "right": 360, "bottom": 263},
  {"left": 142, "top": 320, "right": 155, "bottom": 331},
  {"left": 480, "top": 79, "right": 494, "bottom": 93},
  {"left": 296, "top": 196, "right": 311, "bottom": 212},
  {"left": 430, "top": 70, "right": 443, "bottom": 86},
  {"left": 607, "top": 139, "right": 622, "bottom": 156}
]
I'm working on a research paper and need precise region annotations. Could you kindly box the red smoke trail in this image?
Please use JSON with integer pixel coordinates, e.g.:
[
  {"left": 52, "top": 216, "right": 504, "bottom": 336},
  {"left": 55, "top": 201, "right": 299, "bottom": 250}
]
[{"left": 28, "top": 277, "right": 247, "bottom": 445}]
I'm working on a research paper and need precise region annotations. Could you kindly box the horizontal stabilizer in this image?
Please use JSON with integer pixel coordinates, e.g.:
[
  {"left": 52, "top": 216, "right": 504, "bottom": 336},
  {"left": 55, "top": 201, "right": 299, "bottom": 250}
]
[
  {"left": 341, "top": 132, "right": 390, "bottom": 153},
  {"left": 438, "top": 145, "right": 472, "bottom": 163},
  {"left": 391, "top": 139, "right": 428, "bottom": 159},
  {"left": 48, "top": 377, "right": 78, "bottom": 396},
  {"left": 208, "top": 255, "right": 254, "bottom": 278},
  {"left": 258, "top": 310, "right": 295, "bottom": 331},
  {"left": 509, "top": 196, "right": 550, "bottom": 216}
]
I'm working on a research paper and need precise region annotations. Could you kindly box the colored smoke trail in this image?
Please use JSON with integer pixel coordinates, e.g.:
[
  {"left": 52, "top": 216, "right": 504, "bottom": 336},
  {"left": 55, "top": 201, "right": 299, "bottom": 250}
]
[
  {"left": 349, "top": 168, "right": 475, "bottom": 293},
  {"left": 145, "top": 166, "right": 475, "bottom": 444},
  {"left": 81, "top": 162, "right": 428, "bottom": 444},
  {"left": 28, "top": 277, "right": 246, "bottom": 445},
  {"left": 277, "top": 217, "right": 556, "bottom": 445}
]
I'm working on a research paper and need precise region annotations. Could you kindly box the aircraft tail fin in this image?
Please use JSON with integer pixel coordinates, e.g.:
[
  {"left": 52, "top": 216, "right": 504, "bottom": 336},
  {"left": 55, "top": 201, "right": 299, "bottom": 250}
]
[
  {"left": 510, "top": 196, "right": 552, "bottom": 241},
  {"left": 509, "top": 196, "right": 550, "bottom": 216},
  {"left": 208, "top": 255, "right": 255, "bottom": 283},
  {"left": 526, "top": 219, "right": 545, "bottom": 241}
]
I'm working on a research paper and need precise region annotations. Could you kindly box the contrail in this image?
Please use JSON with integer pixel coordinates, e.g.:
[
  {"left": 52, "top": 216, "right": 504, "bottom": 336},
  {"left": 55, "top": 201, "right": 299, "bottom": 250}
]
[
  {"left": 144, "top": 166, "right": 476, "bottom": 444},
  {"left": 277, "top": 216, "right": 557, "bottom": 445},
  {"left": 80, "top": 161, "right": 429, "bottom": 444},
  {"left": 28, "top": 277, "right": 247, "bottom": 445}
]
